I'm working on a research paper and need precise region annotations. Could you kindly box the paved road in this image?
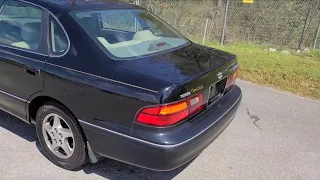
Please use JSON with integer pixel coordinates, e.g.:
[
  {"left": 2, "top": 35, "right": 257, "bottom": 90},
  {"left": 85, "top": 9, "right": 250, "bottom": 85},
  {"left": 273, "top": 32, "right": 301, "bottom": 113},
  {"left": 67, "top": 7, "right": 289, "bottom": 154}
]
[{"left": 0, "top": 80, "right": 319, "bottom": 180}]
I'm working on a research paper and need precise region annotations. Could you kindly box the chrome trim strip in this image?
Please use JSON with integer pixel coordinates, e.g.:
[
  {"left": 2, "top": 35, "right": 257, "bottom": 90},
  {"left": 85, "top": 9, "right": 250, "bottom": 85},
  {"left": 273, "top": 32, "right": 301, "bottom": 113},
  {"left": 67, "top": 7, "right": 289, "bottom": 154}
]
[
  {"left": 0, "top": 89, "right": 28, "bottom": 102},
  {"left": 0, "top": 49, "right": 44, "bottom": 63},
  {"left": 46, "top": 62, "right": 158, "bottom": 93},
  {"left": 78, "top": 93, "right": 241, "bottom": 148}
]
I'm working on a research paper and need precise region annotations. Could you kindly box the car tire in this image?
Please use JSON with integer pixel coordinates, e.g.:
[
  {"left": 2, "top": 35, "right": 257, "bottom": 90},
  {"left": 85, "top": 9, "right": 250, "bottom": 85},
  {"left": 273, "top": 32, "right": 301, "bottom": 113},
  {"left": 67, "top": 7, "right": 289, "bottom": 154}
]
[{"left": 36, "top": 101, "right": 88, "bottom": 170}]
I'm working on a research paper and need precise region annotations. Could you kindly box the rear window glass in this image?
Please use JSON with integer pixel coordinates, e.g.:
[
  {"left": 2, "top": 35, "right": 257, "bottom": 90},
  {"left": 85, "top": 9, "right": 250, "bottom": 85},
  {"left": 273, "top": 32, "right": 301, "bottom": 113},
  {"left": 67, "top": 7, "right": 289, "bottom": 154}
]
[
  {"left": 71, "top": 9, "right": 189, "bottom": 60},
  {"left": 100, "top": 10, "right": 143, "bottom": 32}
]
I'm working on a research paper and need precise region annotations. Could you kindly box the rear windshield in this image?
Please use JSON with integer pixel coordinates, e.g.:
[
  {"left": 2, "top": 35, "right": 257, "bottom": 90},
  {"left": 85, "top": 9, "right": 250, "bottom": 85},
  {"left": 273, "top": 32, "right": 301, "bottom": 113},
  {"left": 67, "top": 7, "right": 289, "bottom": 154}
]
[{"left": 70, "top": 9, "right": 189, "bottom": 60}]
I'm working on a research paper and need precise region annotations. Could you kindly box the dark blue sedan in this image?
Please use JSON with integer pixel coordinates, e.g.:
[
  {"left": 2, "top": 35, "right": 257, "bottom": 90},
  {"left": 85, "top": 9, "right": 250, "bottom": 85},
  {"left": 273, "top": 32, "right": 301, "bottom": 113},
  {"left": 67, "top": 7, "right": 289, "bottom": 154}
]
[{"left": 0, "top": 0, "right": 241, "bottom": 171}]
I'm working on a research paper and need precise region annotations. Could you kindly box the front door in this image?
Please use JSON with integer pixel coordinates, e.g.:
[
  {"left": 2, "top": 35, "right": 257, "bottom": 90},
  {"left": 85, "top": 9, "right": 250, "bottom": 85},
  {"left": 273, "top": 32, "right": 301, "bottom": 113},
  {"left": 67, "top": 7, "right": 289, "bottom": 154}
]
[{"left": 0, "top": 0, "right": 47, "bottom": 121}]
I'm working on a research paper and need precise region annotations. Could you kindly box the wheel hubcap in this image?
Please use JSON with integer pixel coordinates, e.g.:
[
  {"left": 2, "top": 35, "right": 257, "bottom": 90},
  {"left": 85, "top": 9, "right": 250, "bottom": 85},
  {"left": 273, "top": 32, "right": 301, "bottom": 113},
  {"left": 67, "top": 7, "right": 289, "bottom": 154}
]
[{"left": 42, "top": 113, "right": 75, "bottom": 159}]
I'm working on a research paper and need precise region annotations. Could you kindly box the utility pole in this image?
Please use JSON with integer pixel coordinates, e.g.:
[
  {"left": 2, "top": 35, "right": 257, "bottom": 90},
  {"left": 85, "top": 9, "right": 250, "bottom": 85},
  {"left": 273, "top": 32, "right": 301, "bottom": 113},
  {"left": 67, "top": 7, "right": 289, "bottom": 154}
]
[
  {"left": 298, "top": 1, "right": 314, "bottom": 50},
  {"left": 313, "top": 8, "right": 320, "bottom": 50},
  {"left": 221, "top": 0, "right": 230, "bottom": 45}
]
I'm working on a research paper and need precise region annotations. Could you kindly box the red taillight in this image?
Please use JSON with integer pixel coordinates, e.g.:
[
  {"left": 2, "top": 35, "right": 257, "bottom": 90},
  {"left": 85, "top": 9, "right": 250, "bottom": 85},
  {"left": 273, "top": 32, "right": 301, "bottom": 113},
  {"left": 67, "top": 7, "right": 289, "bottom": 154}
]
[
  {"left": 137, "top": 94, "right": 204, "bottom": 126},
  {"left": 226, "top": 70, "right": 237, "bottom": 90}
]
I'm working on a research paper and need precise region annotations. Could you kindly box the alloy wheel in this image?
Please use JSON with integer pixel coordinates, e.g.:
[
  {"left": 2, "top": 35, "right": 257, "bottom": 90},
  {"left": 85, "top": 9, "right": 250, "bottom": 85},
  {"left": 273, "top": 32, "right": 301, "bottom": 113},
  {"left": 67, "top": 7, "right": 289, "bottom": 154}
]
[{"left": 42, "top": 113, "right": 75, "bottom": 159}]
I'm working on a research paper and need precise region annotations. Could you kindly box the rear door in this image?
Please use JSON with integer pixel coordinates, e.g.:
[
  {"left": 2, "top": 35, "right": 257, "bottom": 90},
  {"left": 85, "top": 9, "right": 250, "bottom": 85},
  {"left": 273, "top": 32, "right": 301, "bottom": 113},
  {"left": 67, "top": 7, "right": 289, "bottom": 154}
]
[{"left": 0, "top": 0, "right": 47, "bottom": 121}]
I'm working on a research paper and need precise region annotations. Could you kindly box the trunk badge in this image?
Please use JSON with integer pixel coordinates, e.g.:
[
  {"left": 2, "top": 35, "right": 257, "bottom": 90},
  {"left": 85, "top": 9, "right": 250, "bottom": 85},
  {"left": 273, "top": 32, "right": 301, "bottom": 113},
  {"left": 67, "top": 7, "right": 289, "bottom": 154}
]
[
  {"left": 180, "top": 92, "right": 191, "bottom": 98},
  {"left": 217, "top": 72, "right": 223, "bottom": 79},
  {"left": 191, "top": 85, "right": 204, "bottom": 94}
]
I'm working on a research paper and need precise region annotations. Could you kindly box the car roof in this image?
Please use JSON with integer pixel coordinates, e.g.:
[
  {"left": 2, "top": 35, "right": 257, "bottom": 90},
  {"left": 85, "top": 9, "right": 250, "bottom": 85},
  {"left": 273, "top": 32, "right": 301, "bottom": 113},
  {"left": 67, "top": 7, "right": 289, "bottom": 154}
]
[{"left": 24, "top": 0, "right": 142, "bottom": 14}]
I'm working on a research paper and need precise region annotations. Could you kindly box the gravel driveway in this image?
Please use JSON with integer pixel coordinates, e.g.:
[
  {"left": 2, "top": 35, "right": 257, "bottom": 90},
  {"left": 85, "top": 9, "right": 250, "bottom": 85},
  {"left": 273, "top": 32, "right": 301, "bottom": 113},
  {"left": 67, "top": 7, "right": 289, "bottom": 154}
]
[{"left": 0, "top": 80, "right": 319, "bottom": 180}]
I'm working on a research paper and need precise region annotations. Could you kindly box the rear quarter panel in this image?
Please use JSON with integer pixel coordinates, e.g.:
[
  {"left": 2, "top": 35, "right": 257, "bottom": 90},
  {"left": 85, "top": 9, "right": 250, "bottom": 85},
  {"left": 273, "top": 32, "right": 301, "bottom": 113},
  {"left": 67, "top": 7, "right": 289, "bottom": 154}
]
[
  {"left": 40, "top": 61, "right": 162, "bottom": 135},
  {"left": 29, "top": 15, "right": 169, "bottom": 135}
]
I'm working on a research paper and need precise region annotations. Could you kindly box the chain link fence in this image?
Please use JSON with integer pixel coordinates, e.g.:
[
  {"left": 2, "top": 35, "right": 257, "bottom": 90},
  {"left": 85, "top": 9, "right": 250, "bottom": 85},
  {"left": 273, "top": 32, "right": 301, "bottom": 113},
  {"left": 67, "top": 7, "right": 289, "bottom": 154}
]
[{"left": 123, "top": 0, "right": 320, "bottom": 50}]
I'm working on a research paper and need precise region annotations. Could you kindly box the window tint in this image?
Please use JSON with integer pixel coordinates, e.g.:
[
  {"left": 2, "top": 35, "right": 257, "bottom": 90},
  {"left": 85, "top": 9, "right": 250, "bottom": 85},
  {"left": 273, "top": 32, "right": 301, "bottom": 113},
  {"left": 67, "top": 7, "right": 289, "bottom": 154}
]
[
  {"left": 50, "top": 17, "right": 68, "bottom": 55},
  {"left": 0, "top": 0, "right": 43, "bottom": 52},
  {"left": 100, "top": 11, "right": 143, "bottom": 32}
]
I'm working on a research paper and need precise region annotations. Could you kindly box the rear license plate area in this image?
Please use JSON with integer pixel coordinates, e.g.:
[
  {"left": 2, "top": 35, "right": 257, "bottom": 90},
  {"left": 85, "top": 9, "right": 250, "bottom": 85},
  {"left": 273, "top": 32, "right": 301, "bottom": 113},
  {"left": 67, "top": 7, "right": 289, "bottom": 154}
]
[{"left": 207, "top": 78, "right": 227, "bottom": 107}]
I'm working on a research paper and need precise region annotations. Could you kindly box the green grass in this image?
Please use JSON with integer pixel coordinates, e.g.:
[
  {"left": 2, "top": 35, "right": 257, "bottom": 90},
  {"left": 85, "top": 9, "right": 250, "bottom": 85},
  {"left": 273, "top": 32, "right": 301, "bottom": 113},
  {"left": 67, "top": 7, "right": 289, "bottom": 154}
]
[
  {"left": 194, "top": 40, "right": 320, "bottom": 99},
  {"left": 310, "top": 50, "right": 320, "bottom": 58}
]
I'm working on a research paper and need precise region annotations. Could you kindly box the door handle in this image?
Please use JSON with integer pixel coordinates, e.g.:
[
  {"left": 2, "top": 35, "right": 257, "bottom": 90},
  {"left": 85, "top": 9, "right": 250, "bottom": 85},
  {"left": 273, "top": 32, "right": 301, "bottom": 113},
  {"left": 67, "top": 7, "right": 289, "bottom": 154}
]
[{"left": 24, "top": 66, "right": 40, "bottom": 76}]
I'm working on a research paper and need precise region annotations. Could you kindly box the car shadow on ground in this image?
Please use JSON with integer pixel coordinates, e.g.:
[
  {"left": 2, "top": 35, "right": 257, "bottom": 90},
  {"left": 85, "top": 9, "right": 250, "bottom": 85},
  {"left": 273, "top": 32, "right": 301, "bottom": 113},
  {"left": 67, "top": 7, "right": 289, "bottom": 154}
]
[
  {"left": 0, "top": 110, "right": 37, "bottom": 142},
  {"left": 0, "top": 110, "right": 188, "bottom": 180}
]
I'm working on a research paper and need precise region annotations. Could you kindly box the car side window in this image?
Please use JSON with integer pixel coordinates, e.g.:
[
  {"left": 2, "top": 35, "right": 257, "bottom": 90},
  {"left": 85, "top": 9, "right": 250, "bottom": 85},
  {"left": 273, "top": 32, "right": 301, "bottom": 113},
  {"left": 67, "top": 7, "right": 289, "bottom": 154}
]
[
  {"left": 0, "top": 0, "right": 43, "bottom": 52},
  {"left": 49, "top": 17, "right": 68, "bottom": 55}
]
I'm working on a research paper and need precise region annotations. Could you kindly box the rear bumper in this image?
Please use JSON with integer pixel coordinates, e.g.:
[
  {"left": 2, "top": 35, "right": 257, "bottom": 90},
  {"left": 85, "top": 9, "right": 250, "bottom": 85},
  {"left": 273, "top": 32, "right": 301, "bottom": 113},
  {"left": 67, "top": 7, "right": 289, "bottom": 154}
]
[{"left": 79, "top": 85, "right": 242, "bottom": 171}]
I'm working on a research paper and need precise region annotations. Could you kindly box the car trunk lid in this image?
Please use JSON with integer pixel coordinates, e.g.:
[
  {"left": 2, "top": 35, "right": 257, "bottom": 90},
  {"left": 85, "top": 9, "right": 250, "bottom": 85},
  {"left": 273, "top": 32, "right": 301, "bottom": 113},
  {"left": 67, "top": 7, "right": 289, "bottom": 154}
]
[{"left": 114, "top": 43, "right": 238, "bottom": 103}]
